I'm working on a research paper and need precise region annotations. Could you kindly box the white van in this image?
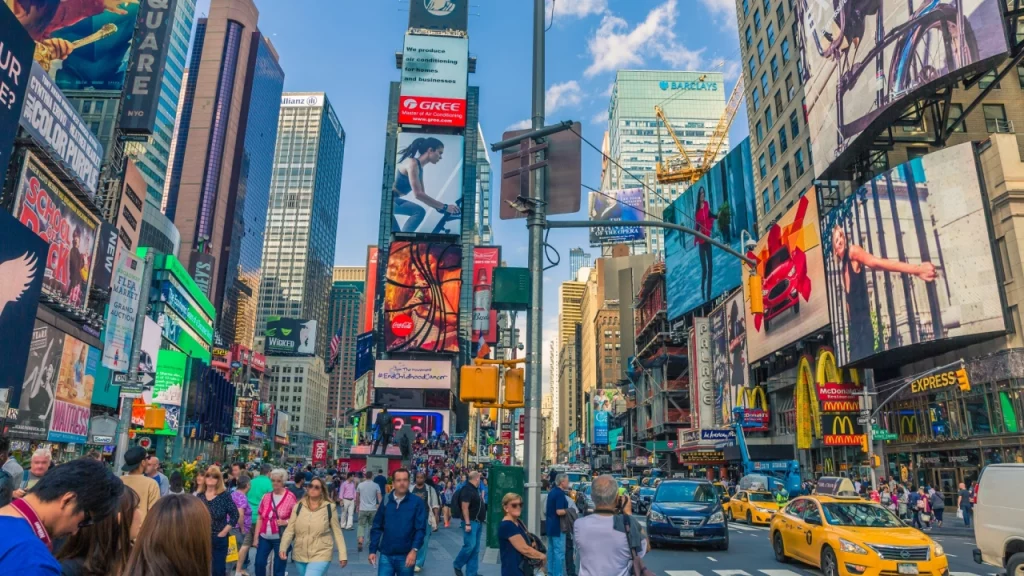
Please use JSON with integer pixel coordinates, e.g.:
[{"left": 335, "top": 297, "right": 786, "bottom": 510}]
[{"left": 973, "top": 464, "right": 1024, "bottom": 575}]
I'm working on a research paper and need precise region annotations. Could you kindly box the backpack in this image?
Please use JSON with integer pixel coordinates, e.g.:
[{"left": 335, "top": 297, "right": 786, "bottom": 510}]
[{"left": 293, "top": 501, "right": 334, "bottom": 531}]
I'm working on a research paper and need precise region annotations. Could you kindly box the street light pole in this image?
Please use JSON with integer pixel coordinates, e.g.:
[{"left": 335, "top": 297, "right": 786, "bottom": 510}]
[{"left": 523, "top": 0, "right": 546, "bottom": 536}]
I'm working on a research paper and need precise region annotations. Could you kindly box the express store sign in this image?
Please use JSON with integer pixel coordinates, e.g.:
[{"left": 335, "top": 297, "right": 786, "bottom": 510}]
[{"left": 399, "top": 35, "right": 468, "bottom": 127}]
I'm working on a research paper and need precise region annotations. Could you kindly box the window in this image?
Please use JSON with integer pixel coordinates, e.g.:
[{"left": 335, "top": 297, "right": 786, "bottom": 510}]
[
  {"left": 998, "top": 237, "right": 1014, "bottom": 282},
  {"left": 746, "top": 26, "right": 753, "bottom": 48},
  {"left": 984, "top": 104, "right": 1009, "bottom": 133},
  {"left": 794, "top": 148, "right": 805, "bottom": 176},
  {"left": 789, "top": 110, "right": 800, "bottom": 138},
  {"left": 783, "top": 163, "right": 792, "bottom": 189},
  {"left": 772, "top": 176, "right": 781, "bottom": 201},
  {"left": 767, "top": 22, "right": 776, "bottom": 46},
  {"left": 781, "top": 38, "right": 791, "bottom": 62},
  {"left": 763, "top": 0, "right": 770, "bottom": 10},
  {"left": 768, "top": 142, "right": 777, "bottom": 166},
  {"left": 754, "top": 9, "right": 761, "bottom": 30},
  {"left": 1018, "top": 64, "right": 1024, "bottom": 88},
  {"left": 762, "top": 188, "right": 771, "bottom": 211},
  {"left": 979, "top": 70, "right": 1000, "bottom": 90},
  {"left": 776, "top": 2, "right": 785, "bottom": 24},
  {"left": 758, "top": 154, "right": 767, "bottom": 178},
  {"left": 761, "top": 71, "right": 769, "bottom": 95},
  {"left": 765, "top": 105, "right": 774, "bottom": 129},
  {"left": 743, "top": 0, "right": 749, "bottom": 15},
  {"left": 752, "top": 87, "right": 760, "bottom": 111},
  {"left": 774, "top": 90, "right": 783, "bottom": 112},
  {"left": 770, "top": 56, "right": 779, "bottom": 81},
  {"left": 778, "top": 127, "right": 788, "bottom": 152},
  {"left": 757, "top": 39, "right": 765, "bottom": 63},
  {"left": 947, "top": 103, "right": 966, "bottom": 132},
  {"left": 906, "top": 146, "right": 928, "bottom": 160},
  {"left": 748, "top": 55, "right": 756, "bottom": 78},
  {"left": 756, "top": 120, "right": 764, "bottom": 143}
]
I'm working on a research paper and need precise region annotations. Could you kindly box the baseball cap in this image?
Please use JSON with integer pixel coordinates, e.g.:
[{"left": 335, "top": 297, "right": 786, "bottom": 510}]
[{"left": 122, "top": 446, "right": 149, "bottom": 472}]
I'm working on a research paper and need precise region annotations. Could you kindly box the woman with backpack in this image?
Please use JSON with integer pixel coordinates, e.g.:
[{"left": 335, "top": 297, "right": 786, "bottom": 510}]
[{"left": 279, "top": 477, "right": 347, "bottom": 575}]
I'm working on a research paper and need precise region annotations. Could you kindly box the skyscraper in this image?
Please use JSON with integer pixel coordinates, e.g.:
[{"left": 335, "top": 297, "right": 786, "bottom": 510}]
[
  {"left": 68, "top": 0, "right": 197, "bottom": 214},
  {"left": 568, "top": 248, "right": 592, "bottom": 280},
  {"left": 163, "top": 0, "right": 285, "bottom": 347},
  {"left": 473, "top": 127, "right": 493, "bottom": 246},
  {"left": 603, "top": 70, "right": 727, "bottom": 256},
  {"left": 256, "top": 93, "right": 346, "bottom": 359},
  {"left": 326, "top": 269, "right": 365, "bottom": 421}
]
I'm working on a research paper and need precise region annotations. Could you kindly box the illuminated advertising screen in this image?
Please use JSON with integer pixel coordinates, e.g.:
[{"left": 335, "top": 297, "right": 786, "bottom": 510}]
[
  {"left": 48, "top": 334, "right": 98, "bottom": 443},
  {"left": 588, "top": 188, "right": 644, "bottom": 244},
  {"left": 374, "top": 359, "right": 452, "bottom": 389},
  {"left": 383, "top": 241, "right": 462, "bottom": 353},
  {"left": 363, "top": 247, "right": 378, "bottom": 332},
  {"left": 372, "top": 408, "right": 450, "bottom": 437},
  {"left": 0, "top": 209, "right": 48, "bottom": 409},
  {"left": 399, "top": 35, "right": 468, "bottom": 127},
  {"left": 408, "top": 0, "right": 469, "bottom": 32},
  {"left": 665, "top": 138, "right": 757, "bottom": 319},
  {"left": 472, "top": 246, "right": 500, "bottom": 346},
  {"left": 709, "top": 292, "right": 748, "bottom": 427},
  {"left": 392, "top": 132, "right": 464, "bottom": 235},
  {"left": 741, "top": 191, "right": 829, "bottom": 362},
  {"left": 0, "top": 3, "right": 33, "bottom": 176},
  {"left": 12, "top": 321, "right": 65, "bottom": 440},
  {"left": 15, "top": 152, "right": 100, "bottom": 316},
  {"left": 264, "top": 317, "right": 317, "bottom": 356},
  {"left": 821, "top": 143, "right": 1004, "bottom": 366},
  {"left": 797, "top": 0, "right": 1008, "bottom": 178}
]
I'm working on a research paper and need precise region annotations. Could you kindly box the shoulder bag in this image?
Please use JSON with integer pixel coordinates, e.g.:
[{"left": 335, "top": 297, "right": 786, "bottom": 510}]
[
  {"left": 515, "top": 519, "right": 546, "bottom": 576},
  {"left": 621, "top": 513, "right": 655, "bottom": 576}
]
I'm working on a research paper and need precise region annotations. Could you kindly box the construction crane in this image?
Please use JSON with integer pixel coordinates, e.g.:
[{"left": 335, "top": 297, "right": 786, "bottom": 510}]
[{"left": 655, "top": 75, "right": 746, "bottom": 185}]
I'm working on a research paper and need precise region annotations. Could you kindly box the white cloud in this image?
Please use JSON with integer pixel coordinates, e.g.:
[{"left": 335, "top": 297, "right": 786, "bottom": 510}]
[
  {"left": 700, "top": 0, "right": 738, "bottom": 28},
  {"left": 546, "top": 0, "right": 607, "bottom": 19},
  {"left": 505, "top": 119, "right": 532, "bottom": 132},
  {"left": 590, "top": 110, "right": 608, "bottom": 125},
  {"left": 721, "top": 60, "right": 741, "bottom": 82},
  {"left": 584, "top": 0, "right": 704, "bottom": 77},
  {"left": 546, "top": 80, "right": 583, "bottom": 114}
]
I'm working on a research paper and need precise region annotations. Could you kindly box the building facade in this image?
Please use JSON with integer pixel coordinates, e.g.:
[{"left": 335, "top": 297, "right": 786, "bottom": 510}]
[
  {"left": 256, "top": 93, "right": 346, "bottom": 359},
  {"left": 603, "top": 70, "right": 727, "bottom": 254},
  {"left": 473, "top": 127, "right": 493, "bottom": 245},
  {"left": 266, "top": 355, "right": 330, "bottom": 456},
  {"left": 558, "top": 337, "right": 580, "bottom": 457},
  {"left": 568, "top": 248, "right": 592, "bottom": 281},
  {"left": 326, "top": 270, "right": 365, "bottom": 422},
  {"left": 558, "top": 281, "right": 586, "bottom": 350}
]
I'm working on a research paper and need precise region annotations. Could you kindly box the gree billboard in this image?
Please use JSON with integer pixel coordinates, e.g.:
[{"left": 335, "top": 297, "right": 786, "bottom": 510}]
[
  {"left": 821, "top": 143, "right": 1004, "bottom": 367},
  {"left": 399, "top": 35, "right": 468, "bottom": 127},
  {"left": 797, "top": 0, "right": 1008, "bottom": 178}
]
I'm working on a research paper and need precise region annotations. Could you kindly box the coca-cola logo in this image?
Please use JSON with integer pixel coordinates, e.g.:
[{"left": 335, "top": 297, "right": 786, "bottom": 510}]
[{"left": 391, "top": 314, "right": 414, "bottom": 337}]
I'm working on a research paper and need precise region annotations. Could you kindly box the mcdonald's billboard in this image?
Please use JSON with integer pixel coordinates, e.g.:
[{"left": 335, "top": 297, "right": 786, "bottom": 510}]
[
  {"left": 822, "top": 414, "right": 865, "bottom": 446},
  {"left": 900, "top": 415, "right": 919, "bottom": 436},
  {"left": 732, "top": 386, "right": 769, "bottom": 432},
  {"left": 822, "top": 400, "right": 859, "bottom": 412}
]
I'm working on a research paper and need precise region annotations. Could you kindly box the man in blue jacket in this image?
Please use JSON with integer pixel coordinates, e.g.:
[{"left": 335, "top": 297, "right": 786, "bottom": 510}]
[{"left": 369, "top": 468, "right": 427, "bottom": 576}]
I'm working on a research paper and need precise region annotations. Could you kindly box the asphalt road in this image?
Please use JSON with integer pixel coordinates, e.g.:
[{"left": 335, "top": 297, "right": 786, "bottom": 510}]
[{"left": 638, "top": 519, "right": 992, "bottom": 576}]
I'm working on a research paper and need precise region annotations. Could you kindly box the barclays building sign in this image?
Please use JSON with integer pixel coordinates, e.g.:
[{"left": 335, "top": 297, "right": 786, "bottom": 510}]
[{"left": 660, "top": 81, "right": 718, "bottom": 91}]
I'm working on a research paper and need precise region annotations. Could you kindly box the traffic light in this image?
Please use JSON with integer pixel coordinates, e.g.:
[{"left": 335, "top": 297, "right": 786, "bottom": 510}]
[
  {"left": 460, "top": 365, "right": 499, "bottom": 403},
  {"left": 505, "top": 368, "right": 525, "bottom": 408},
  {"left": 955, "top": 367, "right": 971, "bottom": 392},
  {"left": 749, "top": 274, "right": 764, "bottom": 314},
  {"left": 860, "top": 434, "right": 869, "bottom": 453},
  {"left": 872, "top": 455, "right": 881, "bottom": 467}
]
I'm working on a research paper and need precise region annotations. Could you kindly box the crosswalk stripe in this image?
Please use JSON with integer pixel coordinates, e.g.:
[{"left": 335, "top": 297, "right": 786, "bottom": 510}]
[
  {"left": 730, "top": 523, "right": 768, "bottom": 531},
  {"left": 714, "top": 570, "right": 752, "bottom": 576},
  {"left": 758, "top": 570, "right": 807, "bottom": 576},
  {"left": 666, "top": 571, "right": 705, "bottom": 576}
]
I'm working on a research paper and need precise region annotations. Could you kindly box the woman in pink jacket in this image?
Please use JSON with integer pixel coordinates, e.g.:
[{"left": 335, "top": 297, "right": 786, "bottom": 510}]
[
  {"left": 693, "top": 186, "right": 717, "bottom": 301},
  {"left": 254, "top": 468, "right": 298, "bottom": 576}
]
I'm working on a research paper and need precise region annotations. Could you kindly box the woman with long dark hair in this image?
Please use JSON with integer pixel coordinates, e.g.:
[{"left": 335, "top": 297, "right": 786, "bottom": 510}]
[
  {"left": 197, "top": 465, "right": 239, "bottom": 576},
  {"left": 392, "top": 136, "right": 460, "bottom": 232},
  {"left": 693, "top": 187, "right": 717, "bottom": 301},
  {"left": 122, "top": 494, "right": 212, "bottom": 576},
  {"left": 56, "top": 486, "right": 141, "bottom": 576}
]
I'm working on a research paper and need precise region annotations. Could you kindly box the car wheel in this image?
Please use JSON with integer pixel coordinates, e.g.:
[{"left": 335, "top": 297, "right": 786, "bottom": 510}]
[
  {"left": 773, "top": 531, "right": 789, "bottom": 563},
  {"left": 746, "top": 511, "right": 753, "bottom": 525},
  {"left": 717, "top": 534, "right": 730, "bottom": 551},
  {"left": 821, "top": 547, "right": 839, "bottom": 576},
  {"left": 1007, "top": 552, "right": 1024, "bottom": 576}
]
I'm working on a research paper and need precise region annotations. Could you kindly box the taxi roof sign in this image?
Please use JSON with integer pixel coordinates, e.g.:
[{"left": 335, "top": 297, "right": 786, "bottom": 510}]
[{"left": 815, "top": 476, "right": 858, "bottom": 497}]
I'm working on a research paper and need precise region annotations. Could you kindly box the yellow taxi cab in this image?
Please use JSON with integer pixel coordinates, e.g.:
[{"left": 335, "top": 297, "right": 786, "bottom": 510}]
[
  {"left": 726, "top": 490, "right": 780, "bottom": 524},
  {"left": 769, "top": 478, "right": 948, "bottom": 576}
]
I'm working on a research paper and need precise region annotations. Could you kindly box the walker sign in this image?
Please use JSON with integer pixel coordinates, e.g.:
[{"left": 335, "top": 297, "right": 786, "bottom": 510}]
[{"left": 399, "top": 35, "right": 468, "bottom": 127}]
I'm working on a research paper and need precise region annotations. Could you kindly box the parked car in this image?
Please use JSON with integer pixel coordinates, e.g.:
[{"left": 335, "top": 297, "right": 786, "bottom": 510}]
[
  {"left": 647, "top": 480, "right": 729, "bottom": 550},
  {"left": 973, "top": 464, "right": 1024, "bottom": 575}
]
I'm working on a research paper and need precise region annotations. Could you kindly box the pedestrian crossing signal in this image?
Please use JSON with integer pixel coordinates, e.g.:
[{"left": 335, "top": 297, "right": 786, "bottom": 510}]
[
  {"left": 749, "top": 274, "right": 764, "bottom": 314},
  {"left": 504, "top": 368, "right": 525, "bottom": 408},
  {"left": 460, "top": 365, "right": 499, "bottom": 403},
  {"left": 955, "top": 367, "right": 971, "bottom": 392}
]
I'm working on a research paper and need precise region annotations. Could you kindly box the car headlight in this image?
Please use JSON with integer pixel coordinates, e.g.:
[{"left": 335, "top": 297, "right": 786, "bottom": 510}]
[
  {"left": 839, "top": 539, "right": 869, "bottom": 555},
  {"left": 933, "top": 543, "right": 945, "bottom": 557},
  {"left": 708, "top": 511, "right": 725, "bottom": 524},
  {"left": 754, "top": 506, "right": 768, "bottom": 512},
  {"left": 648, "top": 509, "right": 667, "bottom": 523}
]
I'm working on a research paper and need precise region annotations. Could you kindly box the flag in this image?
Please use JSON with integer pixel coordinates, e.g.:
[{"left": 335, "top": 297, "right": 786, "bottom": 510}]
[{"left": 327, "top": 330, "right": 341, "bottom": 373}]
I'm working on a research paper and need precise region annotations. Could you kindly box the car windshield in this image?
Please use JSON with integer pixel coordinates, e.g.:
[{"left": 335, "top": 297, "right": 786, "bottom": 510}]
[
  {"left": 749, "top": 493, "right": 774, "bottom": 502},
  {"left": 655, "top": 483, "right": 717, "bottom": 503},
  {"left": 822, "top": 503, "right": 904, "bottom": 527},
  {"left": 640, "top": 487, "right": 656, "bottom": 496}
]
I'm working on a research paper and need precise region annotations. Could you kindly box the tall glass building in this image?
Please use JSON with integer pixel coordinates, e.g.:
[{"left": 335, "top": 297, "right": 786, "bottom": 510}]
[
  {"left": 603, "top": 70, "right": 726, "bottom": 257},
  {"left": 68, "top": 0, "right": 196, "bottom": 212},
  {"left": 326, "top": 274, "right": 364, "bottom": 419},
  {"left": 223, "top": 37, "right": 286, "bottom": 347},
  {"left": 256, "top": 93, "right": 346, "bottom": 359},
  {"left": 473, "top": 126, "right": 492, "bottom": 246}
]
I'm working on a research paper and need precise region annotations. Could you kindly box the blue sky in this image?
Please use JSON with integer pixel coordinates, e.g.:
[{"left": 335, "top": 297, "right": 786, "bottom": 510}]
[{"left": 191, "top": 0, "right": 747, "bottom": 390}]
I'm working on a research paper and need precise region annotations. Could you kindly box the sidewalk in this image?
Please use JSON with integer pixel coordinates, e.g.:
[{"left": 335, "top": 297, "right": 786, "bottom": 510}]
[{"left": 265, "top": 523, "right": 501, "bottom": 576}]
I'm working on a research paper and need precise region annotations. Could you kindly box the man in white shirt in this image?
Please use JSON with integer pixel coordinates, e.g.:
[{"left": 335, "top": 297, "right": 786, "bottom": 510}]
[
  {"left": 574, "top": 475, "right": 647, "bottom": 576},
  {"left": 355, "top": 472, "right": 382, "bottom": 552}
]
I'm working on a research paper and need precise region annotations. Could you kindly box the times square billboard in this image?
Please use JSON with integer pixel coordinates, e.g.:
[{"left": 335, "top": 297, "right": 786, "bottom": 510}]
[{"left": 399, "top": 34, "right": 468, "bottom": 127}]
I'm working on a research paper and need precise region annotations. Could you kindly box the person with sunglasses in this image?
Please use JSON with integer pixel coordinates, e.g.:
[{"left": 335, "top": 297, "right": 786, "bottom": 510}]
[
  {"left": 198, "top": 465, "right": 239, "bottom": 576},
  {"left": 499, "top": 493, "right": 546, "bottom": 576},
  {"left": 255, "top": 469, "right": 298, "bottom": 576},
  {"left": 0, "top": 458, "right": 124, "bottom": 574},
  {"left": 279, "top": 477, "right": 347, "bottom": 575},
  {"left": 120, "top": 447, "right": 161, "bottom": 527}
]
